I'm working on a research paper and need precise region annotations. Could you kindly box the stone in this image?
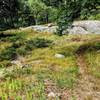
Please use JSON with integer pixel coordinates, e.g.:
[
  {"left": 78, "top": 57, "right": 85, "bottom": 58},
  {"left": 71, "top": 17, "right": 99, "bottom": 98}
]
[
  {"left": 72, "top": 20, "right": 100, "bottom": 34},
  {"left": 32, "top": 25, "right": 48, "bottom": 32},
  {"left": 32, "top": 25, "right": 57, "bottom": 33},
  {"left": 47, "top": 23, "right": 54, "bottom": 27},
  {"left": 55, "top": 54, "right": 65, "bottom": 58},
  {"left": 11, "top": 60, "right": 23, "bottom": 68},
  {"left": 20, "top": 20, "right": 100, "bottom": 34},
  {"left": 68, "top": 26, "right": 89, "bottom": 34},
  {"left": 48, "top": 92, "right": 56, "bottom": 98},
  {"left": 45, "top": 26, "right": 57, "bottom": 33}
]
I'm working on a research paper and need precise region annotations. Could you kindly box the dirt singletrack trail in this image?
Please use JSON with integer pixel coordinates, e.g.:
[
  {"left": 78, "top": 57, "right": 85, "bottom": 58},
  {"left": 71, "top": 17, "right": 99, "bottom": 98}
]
[
  {"left": 44, "top": 53, "right": 100, "bottom": 100},
  {"left": 74, "top": 51, "right": 100, "bottom": 100}
]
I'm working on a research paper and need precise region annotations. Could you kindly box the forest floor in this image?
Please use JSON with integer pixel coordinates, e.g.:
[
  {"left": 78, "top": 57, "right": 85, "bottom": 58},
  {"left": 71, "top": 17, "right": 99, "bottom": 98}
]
[{"left": 0, "top": 29, "right": 100, "bottom": 100}]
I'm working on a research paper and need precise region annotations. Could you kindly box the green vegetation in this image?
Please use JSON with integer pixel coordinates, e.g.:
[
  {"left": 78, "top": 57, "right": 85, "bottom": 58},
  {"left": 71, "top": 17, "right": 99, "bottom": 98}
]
[
  {"left": 25, "top": 38, "right": 52, "bottom": 50},
  {"left": 57, "top": 0, "right": 100, "bottom": 34},
  {"left": 85, "top": 51, "right": 100, "bottom": 78},
  {"left": 0, "top": 0, "right": 100, "bottom": 32},
  {"left": 0, "top": 0, "right": 100, "bottom": 99},
  {"left": 0, "top": 33, "right": 52, "bottom": 61},
  {"left": 0, "top": 47, "right": 17, "bottom": 60},
  {"left": 0, "top": 30, "right": 100, "bottom": 99}
]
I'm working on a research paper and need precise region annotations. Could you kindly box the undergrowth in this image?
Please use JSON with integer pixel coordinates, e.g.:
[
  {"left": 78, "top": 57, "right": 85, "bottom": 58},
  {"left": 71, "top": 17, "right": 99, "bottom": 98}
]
[{"left": 0, "top": 30, "right": 100, "bottom": 99}]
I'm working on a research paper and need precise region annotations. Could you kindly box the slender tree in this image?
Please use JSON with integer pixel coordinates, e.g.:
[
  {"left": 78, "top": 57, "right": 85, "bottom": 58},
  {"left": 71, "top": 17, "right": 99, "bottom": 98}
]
[{"left": 28, "top": 0, "right": 47, "bottom": 25}]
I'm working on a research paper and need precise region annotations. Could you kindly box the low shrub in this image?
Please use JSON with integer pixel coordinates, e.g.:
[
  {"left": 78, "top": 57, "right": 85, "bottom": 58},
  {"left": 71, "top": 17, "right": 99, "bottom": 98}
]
[
  {"left": 4, "top": 67, "right": 33, "bottom": 79},
  {"left": 12, "top": 40, "right": 26, "bottom": 49},
  {"left": 0, "top": 37, "right": 52, "bottom": 60},
  {"left": 8, "top": 34, "right": 25, "bottom": 42},
  {"left": 93, "top": 42, "right": 100, "bottom": 50},
  {"left": 89, "top": 14, "right": 100, "bottom": 20},
  {"left": 0, "top": 61, "right": 11, "bottom": 68},
  {"left": 0, "top": 32, "right": 26, "bottom": 43},
  {"left": 0, "top": 41, "right": 27, "bottom": 61},
  {"left": 76, "top": 41, "right": 100, "bottom": 54},
  {"left": 0, "top": 47, "right": 17, "bottom": 61},
  {"left": 17, "top": 47, "right": 27, "bottom": 56},
  {"left": 25, "top": 38, "right": 52, "bottom": 50}
]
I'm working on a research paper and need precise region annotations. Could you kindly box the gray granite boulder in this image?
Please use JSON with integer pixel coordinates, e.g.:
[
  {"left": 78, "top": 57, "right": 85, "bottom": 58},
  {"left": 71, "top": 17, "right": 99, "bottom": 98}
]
[
  {"left": 20, "top": 21, "right": 100, "bottom": 34},
  {"left": 72, "top": 20, "right": 100, "bottom": 34},
  {"left": 67, "top": 26, "right": 89, "bottom": 34},
  {"left": 32, "top": 25, "right": 57, "bottom": 33},
  {"left": 55, "top": 54, "right": 65, "bottom": 58}
]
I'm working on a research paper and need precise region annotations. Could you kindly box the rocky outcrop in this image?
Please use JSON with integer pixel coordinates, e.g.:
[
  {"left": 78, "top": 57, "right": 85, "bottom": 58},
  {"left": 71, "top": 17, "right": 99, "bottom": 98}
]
[
  {"left": 32, "top": 25, "right": 57, "bottom": 33},
  {"left": 70, "top": 20, "right": 100, "bottom": 34},
  {"left": 20, "top": 21, "right": 100, "bottom": 34},
  {"left": 67, "top": 26, "right": 89, "bottom": 34}
]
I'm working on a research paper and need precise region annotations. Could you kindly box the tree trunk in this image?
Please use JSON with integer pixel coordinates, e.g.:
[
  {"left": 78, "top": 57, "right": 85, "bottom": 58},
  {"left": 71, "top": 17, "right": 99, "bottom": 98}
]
[
  {"left": 33, "top": 15, "right": 36, "bottom": 25},
  {"left": 45, "top": 13, "right": 49, "bottom": 23},
  {"left": 10, "top": 15, "right": 14, "bottom": 28}
]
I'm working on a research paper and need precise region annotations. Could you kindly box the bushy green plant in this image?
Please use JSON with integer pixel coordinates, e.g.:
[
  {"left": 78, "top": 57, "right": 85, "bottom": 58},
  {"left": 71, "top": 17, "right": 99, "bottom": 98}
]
[
  {"left": 16, "top": 47, "right": 27, "bottom": 56},
  {"left": 0, "top": 32, "right": 26, "bottom": 43},
  {"left": 93, "top": 42, "right": 100, "bottom": 50},
  {"left": 25, "top": 38, "right": 52, "bottom": 50},
  {"left": 8, "top": 32, "right": 26, "bottom": 42},
  {"left": 12, "top": 42, "right": 23, "bottom": 49},
  {"left": 57, "top": 0, "right": 100, "bottom": 35},
  {"left": 89, "top": 14, "right": 100, "bottom": 20},
  {"left": 8, "top": 35, "right": 21, "bottom": 42},
  {"left": 32, "top": 38, "right": 52, "bottom": 48},
  {"left": 76, "top": 41, "right": 100, "bottom": 54},
  {"left": 0, "top": 36, "right": 53, "bottom": 61},
  {"left": 25, "top": 39, "right": 35, "bottom": 51},
  {"left": 0, "top": 47, "right": 17, "bottom": 61},
  {"left": 0, "top": 33, "right": 16, "bottom": 42},
  {"left": 4, "top": 67, "right": 33, "bottom": 80}
]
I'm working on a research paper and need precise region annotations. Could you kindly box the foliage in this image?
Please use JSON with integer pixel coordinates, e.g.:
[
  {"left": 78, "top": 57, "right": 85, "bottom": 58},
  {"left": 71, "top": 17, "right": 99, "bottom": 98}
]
[
  {"left": 0, "top": 0, "right": 19, "bottom": 29},
  {"left": 0, "top": 32, "right": 26, "bottom": 43},
  {"left": 0, "top": 0, "right": 99, "bottom": 31},
  {"left": 89, "top": 14, "right": 100, "bottom": 20},
  {"left": 0, "top": 47, "right": 17, "bottom": 61},
  {"left": 56, "top": 0, "right": 100, "bottom": 35},
  {"left": 76, "top": 41, "right": 100, "bottom": 54},
  {"left": 0, "top": 30, "right": 100, "bottom": 99},
  {"left": 0, "top": 0, "right": 59, "bottom": 29},
  {"left": 25, "top": 38, "right": 52, "bottom": 50},
  {"left": 16, "top": 47, "right": 27, "bottom": 56},
  {"left": 28, "top": 0, "right": 46, "bottom": 24},
  {"left": 53, "top": 66, "right": 79, "bottom": 88}
]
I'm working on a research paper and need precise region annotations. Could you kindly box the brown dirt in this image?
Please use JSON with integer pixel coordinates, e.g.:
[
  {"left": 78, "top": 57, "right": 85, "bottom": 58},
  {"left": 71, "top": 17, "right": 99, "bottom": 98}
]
[
  {"left": 60, "top": 52, "right": 100, "bottom": 100},
  {"left": 73, "top": 51, "right": 100, "bottom": 100},
  {"left": 44, "top": 40, "right": 100, "bottom": 100}
]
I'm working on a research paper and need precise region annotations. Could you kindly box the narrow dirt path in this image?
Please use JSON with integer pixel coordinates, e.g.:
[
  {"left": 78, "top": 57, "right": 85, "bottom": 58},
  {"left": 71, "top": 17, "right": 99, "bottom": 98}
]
[
  {"left": 74, "top": 52, "right": 100, "bottom": 100},
  {"left": 44, "top": 41, "right": 100, "bottom": 100},
  {"left": 58, "top": 52, "right": 100, "bottom": 100},
  {"left": 44, "top": 53, "right": 100, "bottom": 100}
]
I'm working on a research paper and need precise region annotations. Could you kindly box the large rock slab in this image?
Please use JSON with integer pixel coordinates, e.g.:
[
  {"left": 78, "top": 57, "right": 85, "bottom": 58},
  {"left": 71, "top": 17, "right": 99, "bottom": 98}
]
[
  {"left": 20, "top": 21, "right": 100, "bottom": 34},
  {"left": 32, "top": 25, "right": 57, "bottom": 33},
  {"left": 67, "top": 26, "right": 89, "bottom": 34},
  {"left": 71, "top": 20, "right": 100, "bottom": 34}
]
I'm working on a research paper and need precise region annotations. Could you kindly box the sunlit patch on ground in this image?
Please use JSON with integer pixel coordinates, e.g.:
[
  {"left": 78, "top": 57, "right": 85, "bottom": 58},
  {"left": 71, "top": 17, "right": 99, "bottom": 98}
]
[{"left": 0, "top": 30, "right": 100, "bottom": 99}]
